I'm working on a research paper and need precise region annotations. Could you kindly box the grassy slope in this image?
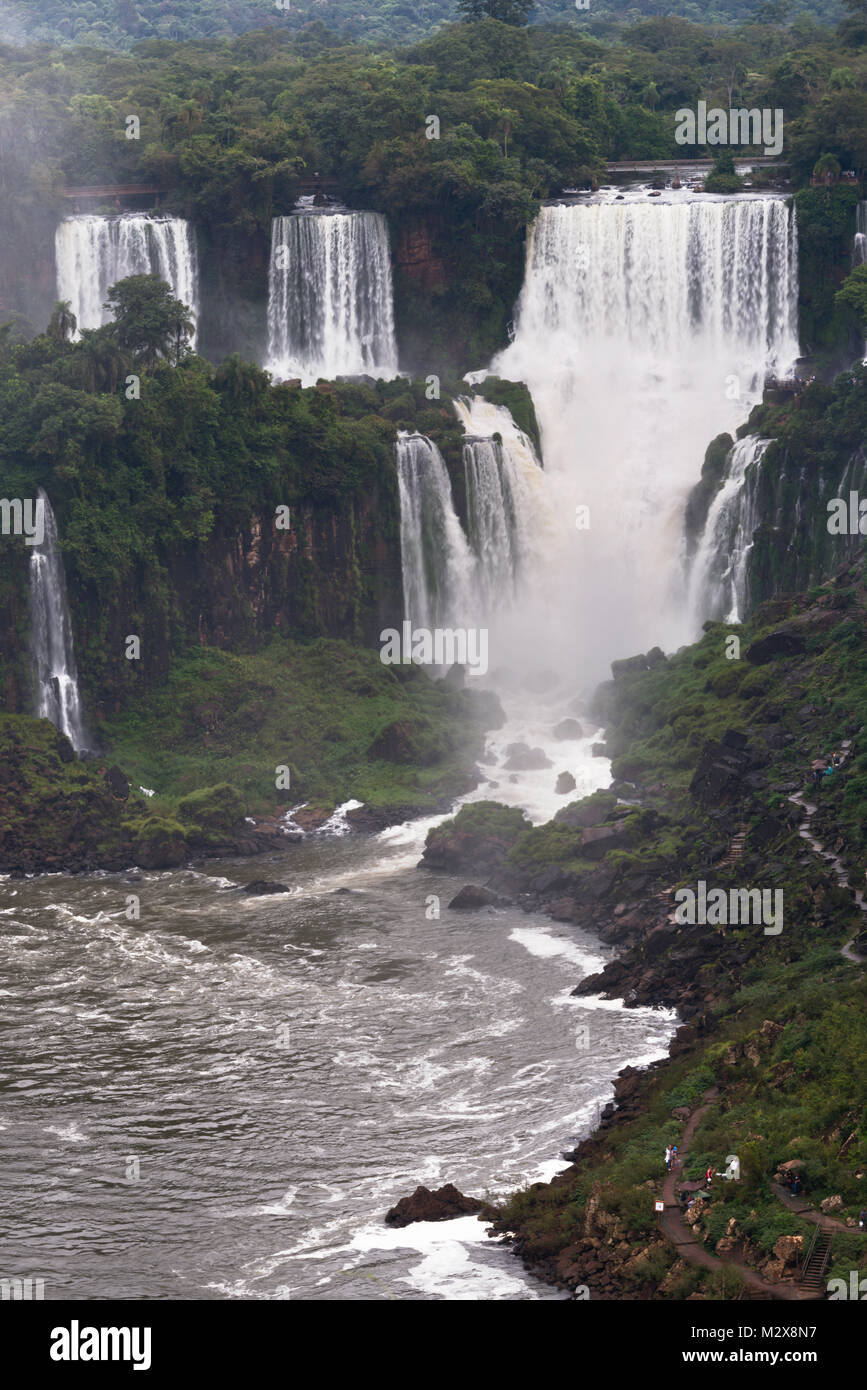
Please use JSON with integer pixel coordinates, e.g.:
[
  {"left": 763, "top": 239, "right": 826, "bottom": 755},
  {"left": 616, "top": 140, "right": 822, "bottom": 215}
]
[
  {"left": 477, "top": 557, "right": 867, "bottom": 1297},
  {"left": 99, "top": 635, "right": 503, "bottom": 816}
]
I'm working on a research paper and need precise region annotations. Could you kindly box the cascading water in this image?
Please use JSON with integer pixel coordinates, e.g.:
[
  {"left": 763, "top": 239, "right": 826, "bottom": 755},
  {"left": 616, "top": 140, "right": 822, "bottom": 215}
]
[
  {"left": 687, "top": 436, "right": 770, "bottom": 625},
  {"left": 854, "top": 202, "right": 867, "bottom": 266},
  {"left": 55, "top": 213, "right": 198, "bottom": 342},
  {"left": 453, "top": 396, "right": 558, "bottom": 625},
  {"left": 396, "top": 403, "right": 555, "bottom": 646},
  {"left": 490, "top": 192, "right": 799, "bottom": 676},
  {"left": 267, "top": 211, "right": 398, "bottom": 384},
  {"left": 395, "top": 433, "right": 480, "bottom": 632},
  {"left": 27, "top": 489, "right": 87, "bottom": 751}
]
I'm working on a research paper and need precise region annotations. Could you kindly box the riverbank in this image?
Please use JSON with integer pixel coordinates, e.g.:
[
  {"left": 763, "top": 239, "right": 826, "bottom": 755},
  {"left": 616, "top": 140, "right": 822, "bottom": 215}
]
[
  {"left": 0, "top": 637, "right": 505, "bottom": 874},
  {"left": 422, "top": 556, "right": 867, "bottom": 1298}
]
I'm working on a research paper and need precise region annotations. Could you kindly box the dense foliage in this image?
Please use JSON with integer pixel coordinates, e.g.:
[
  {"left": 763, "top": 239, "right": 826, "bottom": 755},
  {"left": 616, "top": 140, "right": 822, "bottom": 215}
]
[{"left": 0, "top": 0, "right": 852, "bottom": 54}]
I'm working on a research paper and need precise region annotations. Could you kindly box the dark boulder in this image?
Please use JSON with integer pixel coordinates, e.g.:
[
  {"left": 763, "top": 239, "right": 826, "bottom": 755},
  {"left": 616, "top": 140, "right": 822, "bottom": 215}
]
[
  {"left": 553, "top": 718, "right": 584, "bottom": 740},
  {"left": 745, "top": 629, "right": 806, "bottom": 664},
  {"left": 503, "top": 742, "right": 553, "bottom": 771},
  {"left": 448, "top": 884, "right": 509, "bottom": 910},
  {"left": 556, "top": 771, "right": 577, "bottom": 795},
  {"left": 105, "top": 764, "right": 130, "bottom": 800},
  {"left": 554, "top": 791, "right": 617, "bottom": 829},
  {"left": 384, "top": 1183, "right": 485, "bottom": 1228},
  {"left": 233, "top": 880, "right": 291, "bottom": 896}
]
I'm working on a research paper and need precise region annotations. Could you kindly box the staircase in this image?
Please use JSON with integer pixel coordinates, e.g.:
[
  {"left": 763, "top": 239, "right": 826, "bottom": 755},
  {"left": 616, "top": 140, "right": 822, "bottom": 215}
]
[
  {"left": 716, "top": 825, "right": 748, "bottom": 870},
  {"left": 800, "top": 1226, "right": 832, "bottom": 1295}
]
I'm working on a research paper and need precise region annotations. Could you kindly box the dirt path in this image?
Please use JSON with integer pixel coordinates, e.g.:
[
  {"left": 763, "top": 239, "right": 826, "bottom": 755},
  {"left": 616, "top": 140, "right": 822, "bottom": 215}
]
[
  {"left": 770, "top": 1183, "right": 857, "bottom": 1234},
  {"left": 787, "top": 740, "right": 866, "bottom": 964},
  {"left": 658, "top": 1089, "right": 820, "bottom": 1300}
]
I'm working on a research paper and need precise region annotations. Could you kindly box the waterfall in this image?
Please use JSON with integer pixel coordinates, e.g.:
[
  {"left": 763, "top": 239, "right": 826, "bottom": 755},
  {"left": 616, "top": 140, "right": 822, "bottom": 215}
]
[
  {"left": 55, "top": 214, "right": 198, "bottom": 343},
  {"left": 855, "top": 202, "right": 867, "bottom": 266},
  {"left": 396, "top": 433, "right": 479, "bottom": 632},
  {"left": 28, "top": 490, "right": 87, "bottom": 751},
  {"left": 687, "top": 437, "right": 770, "bottom": 625},
  {"left": 267, "top": 211, "right": 398, "bottom": 384},
  {"left": 490, "top": 194, "right": 799, "bottom": 675},
  {"left": 453, "top": 395, "right": 557, "bottom": 611},
  {"left": 396, "top": 403, "right": 557, "bottom": 678}
]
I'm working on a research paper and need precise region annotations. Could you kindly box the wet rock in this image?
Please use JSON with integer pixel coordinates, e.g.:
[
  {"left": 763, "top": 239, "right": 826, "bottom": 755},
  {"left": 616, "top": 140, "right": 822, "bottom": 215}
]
[
  {"left": 105, "top": 764, "right": 130, "bottom": 800},
  {"left": 234, "top": 880, "right": 291, "bottom": 896},
  {"left": 556, "top": 772, "right": 576, "bottom": 795},
  {"left": 553, "top": 718, "right": 584, "bottom": 740},
  {"left": 503, "top": 742, "right": 553, "bottom": 771},
  {"left": 591, "top": 742, "right": 608, "bottom": 757},
  {"left": 384, "top": 1183, "right": 485, "bottom": 1227},
  {"left": 554, "top": 792, "right": 617, "bottom": 828},
  {"left": 745, "top": 629, "right": 806, "bottom": 664}
]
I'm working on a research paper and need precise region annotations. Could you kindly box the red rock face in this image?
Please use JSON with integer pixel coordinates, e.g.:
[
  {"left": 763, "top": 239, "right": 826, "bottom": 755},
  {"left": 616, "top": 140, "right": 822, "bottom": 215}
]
[{"left": 395, "top": 221, "right": 448, "bottom": 292}]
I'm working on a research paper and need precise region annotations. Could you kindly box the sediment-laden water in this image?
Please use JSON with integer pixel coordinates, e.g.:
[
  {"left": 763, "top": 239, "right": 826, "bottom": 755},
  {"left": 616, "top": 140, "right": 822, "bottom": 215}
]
[{"left": 0, "top": 699, "right": 675, "bottom": 1301}]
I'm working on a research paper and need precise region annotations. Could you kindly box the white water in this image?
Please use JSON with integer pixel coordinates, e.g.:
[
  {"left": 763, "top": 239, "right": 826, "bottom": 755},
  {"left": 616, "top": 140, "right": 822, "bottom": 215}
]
[
  {"left": 396, "top": 432, "right": 480, "bottom": 633},
  {"left": 55, "top": 214, "right": 198, "bottom": 342},
  {"left": 267, "top": 211, "right": 398, "bottom": 384},
  {"left": 855, "top": 203, "right": 867, "bottom": 361},
  {"left": 855, "top": 201, "right": 867, "bottom": 265},
  {"left": 27, "top": 489, "right": 87, "bottom": 750},
  {"left": 688, "top": 436, "right": 770, "bottom": 625},
  {"left": 489, "top": 192, "right": 799, "bottom": 677}
]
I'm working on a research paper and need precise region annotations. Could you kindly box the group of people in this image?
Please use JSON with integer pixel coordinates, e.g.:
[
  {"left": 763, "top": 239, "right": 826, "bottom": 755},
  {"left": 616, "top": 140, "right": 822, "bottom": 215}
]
[
  {"left": 664, "top": 1144, "right": 679, "bottom": 1171},
  {"left": 783, "top": 1170, "right": 804, "bottom": 1197},
  {"left": 811, "top": 751, "right": 842, "bottom": 785}
]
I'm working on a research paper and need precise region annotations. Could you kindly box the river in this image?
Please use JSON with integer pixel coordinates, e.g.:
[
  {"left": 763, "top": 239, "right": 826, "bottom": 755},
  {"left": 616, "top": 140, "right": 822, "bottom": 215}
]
[{"left": 0, "top": 694, "right": 676, "bottom": 1300}]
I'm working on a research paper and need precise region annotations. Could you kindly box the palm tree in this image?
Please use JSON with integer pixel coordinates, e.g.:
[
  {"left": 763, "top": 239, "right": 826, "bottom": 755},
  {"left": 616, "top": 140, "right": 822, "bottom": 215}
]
[{"left": 48, "top": 300, "right": 77, "bottom": 342}]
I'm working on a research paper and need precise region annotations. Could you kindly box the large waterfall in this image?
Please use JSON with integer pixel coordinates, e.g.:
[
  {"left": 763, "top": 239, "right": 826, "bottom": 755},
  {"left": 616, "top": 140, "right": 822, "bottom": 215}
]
[
  {"left": 55, "top": 214, "right": 198, "bottom": 341},
  {"left": 28, "top": 490, "right": 87, "bottom": 751},
  {"left": 491, "top": 193, "right": 799, "bottom": 676},
  {"left": 267, "top": 211, "right": 398, "bottom": 384},
  {"left": 687, "top": 436, "right": 770, "bottom": 625}
]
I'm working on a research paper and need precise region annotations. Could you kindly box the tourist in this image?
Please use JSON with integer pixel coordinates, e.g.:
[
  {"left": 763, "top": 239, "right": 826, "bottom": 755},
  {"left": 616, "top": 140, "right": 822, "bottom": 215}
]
[
  {"left": 705, "top": 1165, "right": 714, "bottom": 1187},
  {"left": 671, "top": 1143, "right": 679, "bottom": 1167},
  {"left": 859, "top": 1208, "right": 865, "bottom": 1230},
  {"left": 665, "top": 1145, "right": 672, "bottom": 1171}
]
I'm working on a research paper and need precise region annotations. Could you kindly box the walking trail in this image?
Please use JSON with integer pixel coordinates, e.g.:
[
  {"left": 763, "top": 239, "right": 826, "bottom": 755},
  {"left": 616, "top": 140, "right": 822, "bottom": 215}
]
[
  {"left": 659, "top": 1089, "right": 820, "bottom": 1300},
  {"left": 786, "top": 739, "right": 867, "bottom": 963}
]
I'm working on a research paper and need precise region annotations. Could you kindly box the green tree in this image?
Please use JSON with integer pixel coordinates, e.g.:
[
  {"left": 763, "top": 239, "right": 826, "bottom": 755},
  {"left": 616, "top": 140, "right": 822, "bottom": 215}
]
[
  {"left": 48, "top": 301, "right": 77, "bottom": 343},
  {"left": 455, "top": 0, "right": 535, "bottom": 25},
  {"left": 835, "top": 265, "right": 867, "bottom": 329},
  {"left": 105, "top": 275, "right": 195, "bottom": 368}
]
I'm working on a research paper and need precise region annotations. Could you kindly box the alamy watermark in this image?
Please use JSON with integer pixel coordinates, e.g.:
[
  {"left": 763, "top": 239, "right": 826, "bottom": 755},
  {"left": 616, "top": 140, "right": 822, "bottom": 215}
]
[
  {"left": 379, "top": 622, "right": 488, "bottom": 676},
  {"left": 827, "top": 491, "right": 867, "bottom": 534},
  {"left": 674, "top": 881, "right": 783, "bottom": 935},
  {"left": 675, "top": 101, "right": 784, "bottom": 158},
  {"left": 0, "top": 497, "right": 44, "bottom": 547},
  {"left": 0, "top": 1274, "right": 44, "bottom": 1299}
]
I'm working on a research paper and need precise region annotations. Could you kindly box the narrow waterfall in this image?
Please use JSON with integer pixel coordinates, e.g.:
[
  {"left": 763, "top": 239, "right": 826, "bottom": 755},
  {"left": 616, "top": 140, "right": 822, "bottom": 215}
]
[
  {"left": 687, "top": 437, "right": 770, "bottom": 625},
  {"left": 267, "top": 211, "right": 398, "bottom": 384},
  {"left": 491, "top": 194, "right": 799, "bottom": 675},
  {"left": 395, "top": 433, "right": 480, "bottom": 633},
  {"left": 55, "top": 214, "right": 198, "bottom": 342},
  {"left": 854, "top": 201, "right": 867, "bottom": 266},
  {"left": 28, "top": 490, "right": 87, "bottom": 751}
]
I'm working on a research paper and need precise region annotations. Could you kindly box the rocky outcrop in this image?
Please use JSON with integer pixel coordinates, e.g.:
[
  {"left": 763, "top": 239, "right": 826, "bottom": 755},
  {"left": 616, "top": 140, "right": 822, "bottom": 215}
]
[
  {"left": 384, "top": 1183, "right": 485, "bottom": 1227},
  {"left": 503, "top": 742, "right": 552, "bottom": 771}
]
